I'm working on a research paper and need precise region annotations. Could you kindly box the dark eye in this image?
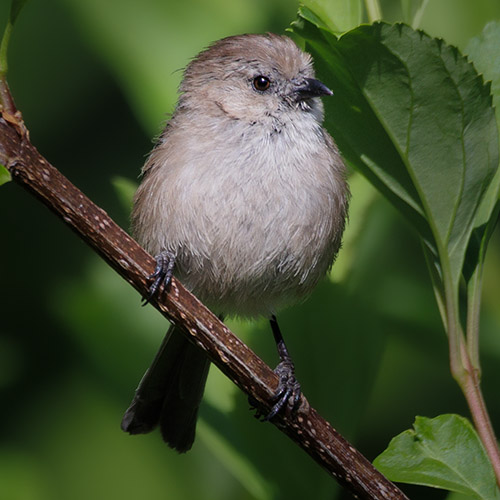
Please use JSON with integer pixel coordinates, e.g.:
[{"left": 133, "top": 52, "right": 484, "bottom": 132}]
[{"left": 253, "top": 75, "right": 271, "bottom": 91}]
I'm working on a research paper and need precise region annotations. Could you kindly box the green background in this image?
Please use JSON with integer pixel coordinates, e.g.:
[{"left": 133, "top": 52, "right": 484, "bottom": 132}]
[{"left": 1, "top": 1, "right": 500, "bottom": 499}]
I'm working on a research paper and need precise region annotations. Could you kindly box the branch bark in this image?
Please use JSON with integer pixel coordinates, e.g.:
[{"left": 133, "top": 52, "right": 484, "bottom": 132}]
[{"left": 0, "top": 109, "right": 410, "bottom": 500}]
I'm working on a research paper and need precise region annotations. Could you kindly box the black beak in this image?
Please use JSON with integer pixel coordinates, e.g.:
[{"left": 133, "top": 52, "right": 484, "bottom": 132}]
[{"left": 295, "top": 78, "right": 333, "bottom": 100}]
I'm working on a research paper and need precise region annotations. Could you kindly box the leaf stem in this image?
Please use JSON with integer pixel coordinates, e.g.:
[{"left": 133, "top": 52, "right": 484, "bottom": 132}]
[
  {"left": 399, "top": 0, "right": 410, "bottom": 23},
  {"left": 364, "top": 0, "right": 382, "bottom": 22},
  {"left": 467, "top": 268, "right": 483, "bottom": 372},
  {"left": 0, "top": 21, "right": 11, "bottom": 77},
  {"left": 441, "top": 261, "right": 500, "bottom": 487},
  {"left": 441, "top": 258, "right": 465, "bottom": 385},
  {"left": 460, "top": 346, "right": 500, "bottom": 486},
  {"left": 467, "top": 200, "right": 500, "bottom": 373},
  {"left": 463, "top": 259, "right": 500, "bottom": 486},
  {"left": 411, "top": 0, "right": 430, "bottom": 29},
  {"left": 0, "top": 15, "right": 16, "bottom": 114}
]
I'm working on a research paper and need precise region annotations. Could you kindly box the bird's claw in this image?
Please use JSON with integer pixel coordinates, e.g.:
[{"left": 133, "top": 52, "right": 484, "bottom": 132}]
[
  {"left": 250, "top": 359, "right": 301, "bottom": 421},
  {"left": 142, "top": 251, "right": 176, "bottom": 306}
]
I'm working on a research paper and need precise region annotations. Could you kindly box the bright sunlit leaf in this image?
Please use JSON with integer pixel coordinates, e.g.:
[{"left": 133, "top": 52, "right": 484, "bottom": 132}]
[
  {"left": 0, "top": 164, "right": 11, "bottom": 186},
  {"left": 299, "top": 0, "right": 362, "bottom": 33},
  {"left": 374, "top": 415, "right": 500, "bottom": 499}
]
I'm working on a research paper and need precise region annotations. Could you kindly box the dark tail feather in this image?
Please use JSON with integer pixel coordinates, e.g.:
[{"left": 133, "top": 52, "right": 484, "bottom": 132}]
[{"left": 121, "top": 324, "right": 210, "bottom": 453}]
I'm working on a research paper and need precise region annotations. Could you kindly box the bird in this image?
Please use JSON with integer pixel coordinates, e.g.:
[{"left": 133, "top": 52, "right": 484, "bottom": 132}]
[{"left": 121, "top": 33, "right": 349, "bottom": 452}]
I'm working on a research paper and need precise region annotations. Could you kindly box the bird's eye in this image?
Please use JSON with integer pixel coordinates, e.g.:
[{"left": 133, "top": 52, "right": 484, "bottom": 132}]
[{"left": 253, "top": 75, "right": 271, "bottom": 91}]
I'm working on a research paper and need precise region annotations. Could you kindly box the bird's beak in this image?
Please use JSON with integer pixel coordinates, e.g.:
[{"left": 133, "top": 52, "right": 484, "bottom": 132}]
[{"left": 294, "top": 78, "right": 333, "bottom": 100}]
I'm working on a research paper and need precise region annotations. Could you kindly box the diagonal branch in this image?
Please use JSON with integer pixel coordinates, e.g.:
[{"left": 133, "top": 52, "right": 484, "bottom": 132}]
[{"left": 0, "top": 108, "right": 409, "bottom": 500}]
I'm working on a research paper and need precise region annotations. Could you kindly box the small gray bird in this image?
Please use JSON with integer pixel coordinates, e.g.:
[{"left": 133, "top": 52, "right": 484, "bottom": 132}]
[{"left": 121, "top": 33, "right": 349, "bottom": 452}]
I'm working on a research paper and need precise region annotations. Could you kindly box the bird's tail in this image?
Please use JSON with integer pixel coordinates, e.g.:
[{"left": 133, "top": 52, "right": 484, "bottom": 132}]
[{"left": 121, "top": 324, "right": 210, "bottom": 452}]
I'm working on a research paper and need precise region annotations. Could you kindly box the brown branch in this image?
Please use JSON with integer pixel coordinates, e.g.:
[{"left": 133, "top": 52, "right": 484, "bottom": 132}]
[{"left": 0, "top": 108, "right": 410, "bottom": 500}]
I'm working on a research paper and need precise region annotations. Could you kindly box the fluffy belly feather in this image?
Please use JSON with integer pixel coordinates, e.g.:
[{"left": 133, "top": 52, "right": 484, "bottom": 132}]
[{"left": 133, "top": 122, "right": 346, "bottom": 318}]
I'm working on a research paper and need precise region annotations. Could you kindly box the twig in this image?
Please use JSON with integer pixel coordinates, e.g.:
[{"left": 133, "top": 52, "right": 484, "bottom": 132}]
[{"left": 0, "top": 108, "right": 410, "bottom": 499}]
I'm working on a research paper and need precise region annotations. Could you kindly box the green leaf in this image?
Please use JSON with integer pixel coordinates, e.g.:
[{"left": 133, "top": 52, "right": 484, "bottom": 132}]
[
  {"left": 293, "top": 16, "right": 433, "bottom": 246},
  {"left": 0, "top": 164, "right": 11, "bottom": 186},
  {"left": 1, "top": 0, "right": 28, "bottom": 76},
  {"left": 466, "top": 21, "right": 500, "bottom": 131},
  {"left": 462, "top": 21, "right": 500, "bottom": 281},
  {"left": 292, "top": 19, "right": 499, "bottom": 293},
  {"left": 298, "top": 0, "right": 362, "bottom": 33},
  {"left": 374, "top": 414, "right": 500, "bottom": 499},
  {"left": 446, "top": 492, "right": 478, "bottom": 500},
  {"left": 10, "top": 0, "right": 29, "bottom": 25}
]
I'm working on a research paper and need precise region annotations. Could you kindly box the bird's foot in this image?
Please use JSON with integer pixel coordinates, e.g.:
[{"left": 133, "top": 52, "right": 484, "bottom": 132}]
[
  {"left": 141, "top": 250, "right": 176, "bottom": 306},
  {"left": 250, "top": 359, "right": 301, "bottom": 421}
]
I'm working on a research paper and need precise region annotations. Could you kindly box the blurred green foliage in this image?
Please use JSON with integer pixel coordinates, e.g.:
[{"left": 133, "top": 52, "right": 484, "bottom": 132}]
[{"left": 1, "top": 1, "right": 500, "bottom": 500}]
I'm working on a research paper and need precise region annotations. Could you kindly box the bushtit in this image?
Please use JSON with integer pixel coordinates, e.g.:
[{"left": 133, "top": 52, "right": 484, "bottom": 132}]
[{"left": 121, "top": 33, "right": 349, "bottom": 452}]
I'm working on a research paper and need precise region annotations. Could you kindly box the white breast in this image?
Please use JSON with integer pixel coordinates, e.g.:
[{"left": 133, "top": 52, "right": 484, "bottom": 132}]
[{"left": 133, "top": 113, "right": 347, "bottom": 317}]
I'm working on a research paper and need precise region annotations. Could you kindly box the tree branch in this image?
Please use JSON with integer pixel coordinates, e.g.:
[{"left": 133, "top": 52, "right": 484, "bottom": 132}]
[{"left": 0, "top": 108, "right": 409, "bottom": 500}]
